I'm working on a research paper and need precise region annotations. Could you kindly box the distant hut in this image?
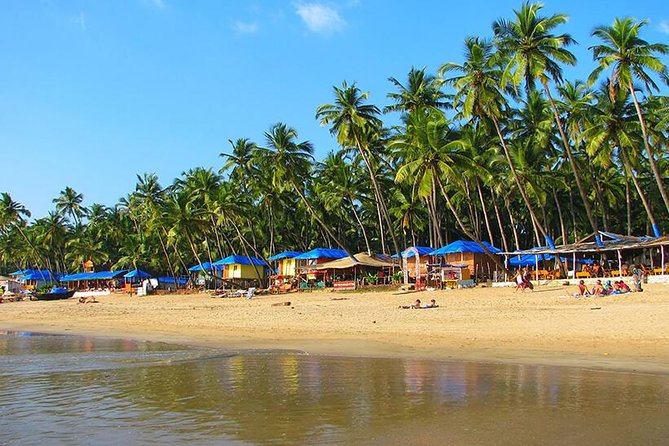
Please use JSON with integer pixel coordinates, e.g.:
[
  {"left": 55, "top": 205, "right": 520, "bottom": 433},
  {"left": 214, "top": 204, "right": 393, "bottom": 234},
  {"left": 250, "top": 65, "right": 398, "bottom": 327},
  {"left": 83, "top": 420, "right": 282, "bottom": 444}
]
[
  {"left": 430, "top": 240, "right": 501, "bottom": 281},
  {"left": 293, "top": 248, "right": 348, "bottom": 287},
  {"left": 212, "top": 255, "right": 268, "bottom": 287},
  {"left": 267, "top": 251, "right": 303, "bottom": 281},
  {"left": 396, "top": 246, "right": 434, "bottom": 286}
]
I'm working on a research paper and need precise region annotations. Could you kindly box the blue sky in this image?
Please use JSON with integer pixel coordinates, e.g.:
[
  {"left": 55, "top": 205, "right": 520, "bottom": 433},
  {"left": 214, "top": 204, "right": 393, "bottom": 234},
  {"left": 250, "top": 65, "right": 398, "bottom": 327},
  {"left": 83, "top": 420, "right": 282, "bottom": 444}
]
[{"left": 1, "top": 0, "right": 668, "bottom": 219}]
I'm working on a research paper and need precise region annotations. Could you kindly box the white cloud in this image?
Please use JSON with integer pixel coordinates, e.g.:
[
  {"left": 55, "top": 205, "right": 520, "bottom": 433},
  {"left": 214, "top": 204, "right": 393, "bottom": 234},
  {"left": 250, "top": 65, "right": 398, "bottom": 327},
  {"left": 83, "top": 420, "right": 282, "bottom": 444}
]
[
  {"left": 72, "top": 11, "right": 86, "bottom": 31},
  {"left": 233, "top": 21, "right": 259, "bottom": 34},
  {"left": 295, "top": 3, "right": 345, "bottom": 33},
  {"left": 659, "top": 20, "right": 669, "bottom": 35}
]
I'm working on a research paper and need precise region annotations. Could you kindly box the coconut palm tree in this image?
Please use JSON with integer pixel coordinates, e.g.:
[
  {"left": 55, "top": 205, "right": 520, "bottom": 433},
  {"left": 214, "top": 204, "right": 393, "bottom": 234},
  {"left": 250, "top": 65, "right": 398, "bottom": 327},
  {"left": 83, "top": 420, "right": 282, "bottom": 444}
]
[
  {"left": 440, "top": 36, "right": 552, "bottom": 247},
  {"left": 255, "top": 123, "right": 354, "bottom": 259},
  {"left": 316, "top": 81, "right": 400, "bottom": 255},
  {"left": 384, "top": 67, "right": 450, "bottom": 114},
  {"left": 493, "top": 2, "right": 601, "bottom": 242},
  {"left": 589, "top": 17, "right": 669, "bottom": 223},
  {"left": 53, "top": 186, "right": 88, "bottom": 225}
]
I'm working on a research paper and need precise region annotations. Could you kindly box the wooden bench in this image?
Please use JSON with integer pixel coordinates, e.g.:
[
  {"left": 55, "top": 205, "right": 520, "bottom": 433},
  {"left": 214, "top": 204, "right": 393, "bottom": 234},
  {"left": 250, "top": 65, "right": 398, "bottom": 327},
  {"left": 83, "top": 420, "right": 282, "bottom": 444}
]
[{"left": 576, "top": 271, "right": 591, "bottom": 279}]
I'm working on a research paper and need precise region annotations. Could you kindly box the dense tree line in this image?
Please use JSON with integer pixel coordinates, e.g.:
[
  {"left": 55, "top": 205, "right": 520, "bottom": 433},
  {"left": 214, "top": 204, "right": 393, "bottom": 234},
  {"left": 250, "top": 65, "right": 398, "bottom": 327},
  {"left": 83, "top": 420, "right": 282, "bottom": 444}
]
[{"left": 1, "top": 3, "right": 667, "bottom": 277}]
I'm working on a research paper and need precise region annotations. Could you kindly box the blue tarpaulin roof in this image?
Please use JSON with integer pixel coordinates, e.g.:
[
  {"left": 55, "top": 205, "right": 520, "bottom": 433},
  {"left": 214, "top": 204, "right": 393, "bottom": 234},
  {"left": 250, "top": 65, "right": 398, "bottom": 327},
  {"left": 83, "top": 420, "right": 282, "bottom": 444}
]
[
  {"left": 293, "top": 248, "right": 348, "bottom": 260},
  {"left": 158, "top": 276, "right": 189, "bottom": 285},
  {"left": 20, "top": 270, "right": 60, "bottom": 281},
  {"left": 507, "top": 254, "right": 595, "bottom": 267},
  {"left": 60, "top": 270, "right": 128, "bottom": 282},
  {"left": 430, "top": 240, "right": 501, "bottom": 256},
  {"left": 392, "top": 246, "right": 434, "bottom": 258},
  {"left": 124, "top": 269, "right": 152, "bottom": 279},
  {"left": 268, "top": 251, "right": 303, "bottom": 261},
  {"left": 213, "top": 255, "right": 269, "bottom": 267},
  {"left": 188, "top": 262, "right": 213, "bottom": 272}
]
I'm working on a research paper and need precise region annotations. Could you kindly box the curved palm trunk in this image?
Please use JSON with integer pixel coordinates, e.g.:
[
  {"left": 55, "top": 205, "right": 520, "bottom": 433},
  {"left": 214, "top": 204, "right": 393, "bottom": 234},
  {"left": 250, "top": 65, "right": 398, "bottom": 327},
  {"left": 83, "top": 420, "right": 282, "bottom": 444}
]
[
  {"left": 435, "top": 176, "right": 511, "bottom": 277},
  {"left": 491, "top": 190, "right": 509, "bottom": 252},
  {"left": 504, "top": 195, "right": 521, "bottom": 251},
  {"left": 290, "top": 179, "right": 357, "bottom": 262},
  {"left": 476, "top": 180, "right": 495, "bottom": 244},
  {"left": 628, "top": 80, "right": 669, "bottom": 224},
  {"left": 352, "top": 133, "right": 400, "bottom": 255},
  {"left": 347, "top": 197, "right": 371, "bottom": 255},
  {"left": 491, "top": 116, "right": 548, "bottom": 246},
  {"left": 552, "top": 188, "right": 568, "bottom": 245},
  {"left": 619, "top": 145, "right": 659, "bottom": 234},
  {"left": 543, "top": 82, "right": 600, "bottom": 240}
]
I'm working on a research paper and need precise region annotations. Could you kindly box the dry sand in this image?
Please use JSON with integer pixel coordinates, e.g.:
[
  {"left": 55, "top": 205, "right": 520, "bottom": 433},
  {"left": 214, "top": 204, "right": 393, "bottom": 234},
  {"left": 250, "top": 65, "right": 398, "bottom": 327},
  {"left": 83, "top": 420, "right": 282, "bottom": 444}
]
[{"left": 2, "top": 283, "right": 669, "bottom": 373}]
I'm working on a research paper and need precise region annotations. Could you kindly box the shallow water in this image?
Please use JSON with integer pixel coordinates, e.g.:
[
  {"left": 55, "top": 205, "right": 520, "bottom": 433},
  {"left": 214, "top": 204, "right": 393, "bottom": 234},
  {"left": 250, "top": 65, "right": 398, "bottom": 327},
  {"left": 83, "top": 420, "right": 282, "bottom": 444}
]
[{"left": 1, "top": 331, "right": 668, "bottom": 445}]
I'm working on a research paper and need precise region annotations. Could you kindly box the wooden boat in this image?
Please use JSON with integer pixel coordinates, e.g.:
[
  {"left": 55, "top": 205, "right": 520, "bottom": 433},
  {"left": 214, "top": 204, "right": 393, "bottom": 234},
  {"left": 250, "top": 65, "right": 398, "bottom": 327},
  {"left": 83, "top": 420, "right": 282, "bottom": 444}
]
[{"left": 31, "top": 290, "right": 76, "bottom": 301}]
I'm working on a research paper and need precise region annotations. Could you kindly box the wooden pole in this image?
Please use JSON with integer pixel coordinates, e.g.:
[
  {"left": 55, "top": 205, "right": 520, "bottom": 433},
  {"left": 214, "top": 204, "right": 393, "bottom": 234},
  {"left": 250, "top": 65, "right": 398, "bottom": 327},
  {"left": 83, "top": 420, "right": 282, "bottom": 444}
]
[{"left": 617, "top": 249, "right": 623, "bottom": 277}]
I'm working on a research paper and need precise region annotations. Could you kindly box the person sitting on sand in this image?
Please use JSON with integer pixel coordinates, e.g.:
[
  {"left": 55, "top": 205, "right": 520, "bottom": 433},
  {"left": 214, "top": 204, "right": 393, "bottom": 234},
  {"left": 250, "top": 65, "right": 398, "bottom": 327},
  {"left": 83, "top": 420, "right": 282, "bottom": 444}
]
[
  {"left": 591, "top": 280, "right": 605, "bottom": 296},
  {"left": 399, "top": 299, "right": 422, "bottom": 309},
  {"left": 425, "top": 299, "right": 438, "bottom": 308},
  {"left": 603, "top": 280, "right": 613, "bottom": 295},
  {"left": 575, "top": 280, "right": 590, "bottom": 297}
]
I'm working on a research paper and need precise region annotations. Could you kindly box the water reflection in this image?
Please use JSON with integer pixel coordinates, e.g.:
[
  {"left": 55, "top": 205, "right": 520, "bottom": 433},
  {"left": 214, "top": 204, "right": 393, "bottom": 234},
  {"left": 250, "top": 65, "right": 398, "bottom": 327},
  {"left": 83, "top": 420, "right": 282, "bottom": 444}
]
[{"left": 1, "top": 332, "right": 668, "bottom": 445}]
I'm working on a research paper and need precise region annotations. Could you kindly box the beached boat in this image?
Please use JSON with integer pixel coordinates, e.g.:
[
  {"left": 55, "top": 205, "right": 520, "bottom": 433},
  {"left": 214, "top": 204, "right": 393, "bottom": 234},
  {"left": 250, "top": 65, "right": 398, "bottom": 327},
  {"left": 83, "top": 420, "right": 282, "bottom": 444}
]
[{"left": 31, "top": 289, "right": 76, "bottom": 301}]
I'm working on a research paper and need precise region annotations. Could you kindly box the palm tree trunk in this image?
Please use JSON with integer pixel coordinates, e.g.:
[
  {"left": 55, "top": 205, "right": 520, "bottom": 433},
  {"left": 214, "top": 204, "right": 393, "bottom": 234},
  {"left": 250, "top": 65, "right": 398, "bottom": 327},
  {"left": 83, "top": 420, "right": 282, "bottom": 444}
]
[
  {"left": 625, "top": 173, "right": 632, "bottom": 236},
  {"left": 552, "top": 188, "right": 568, "bottom": 245},
  {"left": 491, "top": 190, "right": 509, "bottom": 251},
  {"left": 619, "top": 146, "right": 659, "bottom": 234},
  {"left": 290, "top": 179, "right": 356, "bottom": 262},
  {"left": 435, "top": 175, "right": 511, "bottom": 277},
  {"left": 476, "top": 180, "right": 495, "bottom": 244},
  {"left": 491, "top": 116, "right": 546, "bottom": 245},
  {"left": 628, "top": 80, "right": 669, "bottom": 221},
  {"left": 504, "top": 195, "right": 521, "bottom": 251},
  {"left": 375, "top": 203, "right": 386, "bottom": 253},
  {"left": 543, "top": 82, "right": 600, "bottom": 239},
  {"left": 348, "top": 197, "right": 371, "bottom": 254}
]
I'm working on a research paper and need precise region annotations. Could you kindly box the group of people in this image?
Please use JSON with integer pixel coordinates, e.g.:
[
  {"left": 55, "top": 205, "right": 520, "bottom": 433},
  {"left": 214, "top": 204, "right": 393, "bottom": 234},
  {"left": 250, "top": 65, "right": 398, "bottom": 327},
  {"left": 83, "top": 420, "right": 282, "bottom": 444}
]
[
  {"left": 399, "top": 298, "right": 438, "bottom": 309},
  {"left": 575, "top": 278, "right": 635, "bottom": 297}
]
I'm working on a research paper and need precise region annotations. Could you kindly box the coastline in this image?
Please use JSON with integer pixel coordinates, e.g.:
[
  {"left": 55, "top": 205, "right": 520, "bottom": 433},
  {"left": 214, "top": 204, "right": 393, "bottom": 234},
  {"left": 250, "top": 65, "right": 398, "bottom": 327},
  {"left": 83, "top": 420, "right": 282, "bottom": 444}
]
[{"left": 2, "top": 283, "right": 669, "bottom": 374}]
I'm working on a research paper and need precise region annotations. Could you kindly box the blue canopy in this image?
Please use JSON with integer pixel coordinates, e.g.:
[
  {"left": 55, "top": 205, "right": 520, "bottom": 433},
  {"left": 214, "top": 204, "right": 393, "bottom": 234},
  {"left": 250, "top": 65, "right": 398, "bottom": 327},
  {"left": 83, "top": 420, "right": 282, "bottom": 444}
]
[
  {"left": 293, "top": 248, "right": 348, "bottom": 260},
  {"left": 507, "top": 254, "right": 595, "bottom": 267},
  {"left": 60, "top": 270, "right": 128, "bottom": 282},
  {"left": 20, "top": 270, "right": 59, "bottom": 281},
  {"left": 158, "top": 276, "right": 189, "bottom": 285},
  {"left": 430, "top": 240, "right": 501, "bottom": 256},
  {"left": 268, "top": 251, "right": 303, "bottom": 261},
  {"left": 213, "top": 255, "right": 268, "bottom": 267},
  {"left": 392, "top": 246, "right": 434, "bottom": 259},
  {"left": 124, "top": 269, "right": 152, "bottom": 279},
  {"left": 188, "top": 262, "right": 213, "bottom": 272}
]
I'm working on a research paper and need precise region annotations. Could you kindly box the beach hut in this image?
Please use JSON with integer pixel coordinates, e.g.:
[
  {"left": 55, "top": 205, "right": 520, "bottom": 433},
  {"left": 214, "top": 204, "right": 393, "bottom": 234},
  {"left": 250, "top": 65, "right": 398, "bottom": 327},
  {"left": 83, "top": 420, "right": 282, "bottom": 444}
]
[
  {"left": 0, "top": 275, "right": 21, "bottom": 294},
  {"left": 429, "top": 240, "right": 501, "bottom": 281},
  {"left": 293, "top": 248, "right": 348, "bottom": 287},
  {"left": 14, "top": 269, "right": 60, "bottom": 290},
  {"left": 267, "top": 251, "right": 302, "bottom": 279},
  {"left": 311, "top": 252, "right": 397, "bottom": 290},
  {"left": 212, "top": 255, "right": 268, "bottom": 285}
]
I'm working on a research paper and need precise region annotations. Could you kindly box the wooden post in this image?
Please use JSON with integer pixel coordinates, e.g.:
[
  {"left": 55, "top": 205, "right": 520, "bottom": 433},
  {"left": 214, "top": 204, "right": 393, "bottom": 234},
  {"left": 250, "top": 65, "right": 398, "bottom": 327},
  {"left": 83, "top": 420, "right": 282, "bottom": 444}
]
[
  {"left": 617, "top": 250, "right": 623, "bottom": 277},
  {"left": 572, "top": 252, "right": 576, "bottom": 279}
]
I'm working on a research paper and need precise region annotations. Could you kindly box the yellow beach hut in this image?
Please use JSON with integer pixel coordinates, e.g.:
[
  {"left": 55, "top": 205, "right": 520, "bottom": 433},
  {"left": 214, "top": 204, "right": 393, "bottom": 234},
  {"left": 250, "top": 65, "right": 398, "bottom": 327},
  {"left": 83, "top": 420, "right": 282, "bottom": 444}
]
[
  {"left": 213, "top": 255, "right": 268, "bottom": 284},
  {"left": 268, "top": 251, "right": 302, "bottom": 279}
]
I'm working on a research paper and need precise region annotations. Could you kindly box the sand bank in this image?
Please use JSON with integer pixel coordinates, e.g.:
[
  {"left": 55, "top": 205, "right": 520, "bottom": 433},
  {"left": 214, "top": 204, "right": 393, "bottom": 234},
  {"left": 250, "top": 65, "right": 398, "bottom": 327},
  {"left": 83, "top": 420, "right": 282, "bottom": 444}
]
[{"left": 2, "top": 283, "right": 669, "bottom": 373}]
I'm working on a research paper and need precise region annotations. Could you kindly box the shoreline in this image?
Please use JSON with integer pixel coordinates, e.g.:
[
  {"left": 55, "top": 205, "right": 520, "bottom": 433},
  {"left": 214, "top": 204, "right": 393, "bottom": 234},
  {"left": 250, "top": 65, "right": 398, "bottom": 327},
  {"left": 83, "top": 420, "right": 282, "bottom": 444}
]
[{"left": 2, "top": 283, "right": 669, "bottom": 374}]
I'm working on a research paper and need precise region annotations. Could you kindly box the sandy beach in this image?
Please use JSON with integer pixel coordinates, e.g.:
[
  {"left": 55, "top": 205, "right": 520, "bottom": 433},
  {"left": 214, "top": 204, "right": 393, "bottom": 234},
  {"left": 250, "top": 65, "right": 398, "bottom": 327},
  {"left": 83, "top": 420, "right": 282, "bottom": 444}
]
[{"left": 2, "top": 283, "right": 669, "bottom": 374}]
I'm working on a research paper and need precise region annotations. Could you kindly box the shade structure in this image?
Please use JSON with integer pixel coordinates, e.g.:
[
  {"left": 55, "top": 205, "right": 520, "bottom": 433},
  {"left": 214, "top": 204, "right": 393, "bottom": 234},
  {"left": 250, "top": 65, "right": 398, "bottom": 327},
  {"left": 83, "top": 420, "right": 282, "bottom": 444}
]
[
  {"left": 430, "top": 240, "right": 501, "bottom": 256},
  {"left": 267, "top": 251, "right": 303, "bottom": 261},
  {"left": 312, "top": 252, "right": 397, "bottom": 270},
  {"left": 392, "top": 246, "right": 434, "bottom": 259},
  {"left": 60, "top": 270, "right": 127, "bottom": 282},
  {"left": 507, "top": 254, "right": 594, "bottom": 267},
  {"left": 293, "top": 248, "right": 348, "bottom": 260},
  {"left": 158, "top": 276, "right": 189, "bottom": 285},
  {"left": 124, "top": 269, "right": 152, "bottom": 279},
  {"left": 188, "top": 262, "right": 213, "bottom": 272},
  {"left": 213, "top": 255, "right": 268, "bottom": 267},
  {"left": 20, "top": 270, "right": 59, "bottom": 281}
]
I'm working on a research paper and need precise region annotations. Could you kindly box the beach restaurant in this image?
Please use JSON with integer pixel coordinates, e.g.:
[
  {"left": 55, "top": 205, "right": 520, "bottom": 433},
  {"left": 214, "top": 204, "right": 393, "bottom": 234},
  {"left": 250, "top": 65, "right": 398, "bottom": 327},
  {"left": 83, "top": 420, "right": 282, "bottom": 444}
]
[
  {"left": 59, "top": 270, "right": 128, "bottom": 290},
  {"left": 500, "top": 232, "right": 669, "bottom": 283},
  {"left": 310, "top": 252, "right": 397, "bottom": 290},
  {"left": 294, "top": 248, "right": 348, "bottom": 288},
  {"left": 395, "top": 246, "right": 434, "bottom": 288}
]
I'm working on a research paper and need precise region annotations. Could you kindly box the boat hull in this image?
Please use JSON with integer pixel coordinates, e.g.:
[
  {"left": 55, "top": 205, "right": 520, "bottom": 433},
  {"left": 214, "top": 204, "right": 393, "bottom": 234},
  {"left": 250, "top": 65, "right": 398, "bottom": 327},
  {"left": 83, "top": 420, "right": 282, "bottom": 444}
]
[{"left": 32, "top": 290, "right": 76, "bottom": 301}]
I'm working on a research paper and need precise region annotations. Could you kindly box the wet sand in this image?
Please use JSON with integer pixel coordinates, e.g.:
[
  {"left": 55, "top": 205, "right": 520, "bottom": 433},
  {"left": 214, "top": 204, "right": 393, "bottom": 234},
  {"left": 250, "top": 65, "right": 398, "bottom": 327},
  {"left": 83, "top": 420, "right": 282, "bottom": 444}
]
[{"left": 2, "top": 283, "right": 669, "bottom": 373}]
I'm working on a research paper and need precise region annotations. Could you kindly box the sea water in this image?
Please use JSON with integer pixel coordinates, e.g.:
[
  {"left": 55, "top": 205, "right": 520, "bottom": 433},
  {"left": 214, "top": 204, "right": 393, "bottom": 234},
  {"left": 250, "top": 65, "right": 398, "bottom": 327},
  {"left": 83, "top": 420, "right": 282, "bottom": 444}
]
[{"left": 1, "top": 330, "right": 668, "bottom": 445}]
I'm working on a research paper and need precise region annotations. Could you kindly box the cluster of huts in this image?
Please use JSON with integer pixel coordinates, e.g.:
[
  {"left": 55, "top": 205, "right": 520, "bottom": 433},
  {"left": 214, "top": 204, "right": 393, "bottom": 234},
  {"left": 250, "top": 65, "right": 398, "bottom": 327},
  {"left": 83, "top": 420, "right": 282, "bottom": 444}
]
[{"left": 5, "top": 232, "right": 667, "bottom": 294}]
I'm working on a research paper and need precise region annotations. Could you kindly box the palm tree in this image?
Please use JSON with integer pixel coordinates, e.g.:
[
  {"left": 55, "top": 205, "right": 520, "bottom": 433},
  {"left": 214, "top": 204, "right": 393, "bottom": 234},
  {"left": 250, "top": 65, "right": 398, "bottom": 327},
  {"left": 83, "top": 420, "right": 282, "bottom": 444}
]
[
  {"left": 53, "top": 186, "right": 88, "bottom": 225},
  {"left": 439, "top": 36, "right": 553, "bottom": 247},
  {"left": 384, "top": 67, "right": 450, "bottom": 114},
  {"left": 316, "top": 81, "right": 400, "bottom": 255},
  {"left": 256, "top": 123, "right": 354, "bottom": 259},
  {"left": 589, "top": 17, "right": 669, "bottom": 224},
  {"left": 493, "top": 2, "right": 601, "bottom": 242},
  {"left": 392, "top": 109, "right": 509, "bottom": 273}
]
